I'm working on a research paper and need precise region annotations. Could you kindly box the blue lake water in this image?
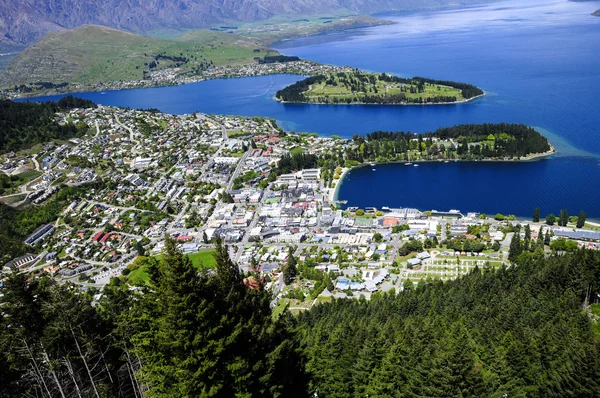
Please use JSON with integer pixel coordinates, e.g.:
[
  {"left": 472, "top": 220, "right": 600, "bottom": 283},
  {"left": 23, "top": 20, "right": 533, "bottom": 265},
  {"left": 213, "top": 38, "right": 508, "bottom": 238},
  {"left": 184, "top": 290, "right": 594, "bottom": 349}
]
[{"left": 20, "top": 0, "right": 600, "bottom": 217}]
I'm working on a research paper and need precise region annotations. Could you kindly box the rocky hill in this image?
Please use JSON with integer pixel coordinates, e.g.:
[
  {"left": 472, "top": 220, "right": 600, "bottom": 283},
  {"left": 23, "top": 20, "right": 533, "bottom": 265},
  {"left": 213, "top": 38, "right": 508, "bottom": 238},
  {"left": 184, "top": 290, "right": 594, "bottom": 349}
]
[
  {"left": 0, "top": 0, "right": 493, "bottom": 47},
  {"left": 593, "top": 9, "right": 600, "bottom": 16}
]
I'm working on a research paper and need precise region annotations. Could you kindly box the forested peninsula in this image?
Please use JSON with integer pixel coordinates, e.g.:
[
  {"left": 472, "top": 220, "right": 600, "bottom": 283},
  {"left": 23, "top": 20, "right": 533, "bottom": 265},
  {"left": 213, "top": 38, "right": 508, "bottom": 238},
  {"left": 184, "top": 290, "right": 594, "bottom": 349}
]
[
  {"left": 349, "top": 123, "right": 554, "bottom": 162},
  {"left": 276, "top": 124, "right": 554, "bottom": 178},
  {"left": 276, "top": 70, "right": 484, "bottom": 105}
]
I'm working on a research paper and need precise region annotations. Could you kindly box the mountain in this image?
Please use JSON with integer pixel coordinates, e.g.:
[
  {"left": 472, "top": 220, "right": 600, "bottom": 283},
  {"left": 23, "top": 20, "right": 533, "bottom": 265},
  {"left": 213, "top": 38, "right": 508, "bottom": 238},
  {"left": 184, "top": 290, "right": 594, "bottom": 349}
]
[
  {"left": 0, "top": 25, "right": 271, "bottom": 88},
  {"left": 0, "top": 0, "right": 494, "bottom": 47},
  {"left": 594, "top": 9, "right": 600, "bottom": 16}
]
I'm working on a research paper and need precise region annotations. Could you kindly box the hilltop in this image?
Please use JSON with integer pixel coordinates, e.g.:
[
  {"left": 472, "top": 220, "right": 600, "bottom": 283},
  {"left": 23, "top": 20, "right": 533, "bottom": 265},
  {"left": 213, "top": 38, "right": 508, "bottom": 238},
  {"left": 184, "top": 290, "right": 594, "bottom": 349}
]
[
  {"left": 593, "top": 9, "right": 600, "bottom": 16},
  {"left": 0, "top": 25, "right": 273, "bottom": 91}
]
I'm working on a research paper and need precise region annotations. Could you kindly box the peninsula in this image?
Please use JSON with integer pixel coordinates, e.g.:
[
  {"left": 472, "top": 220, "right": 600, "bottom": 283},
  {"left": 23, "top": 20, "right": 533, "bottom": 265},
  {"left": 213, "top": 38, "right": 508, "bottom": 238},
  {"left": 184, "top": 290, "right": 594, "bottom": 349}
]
[
  {"left": 341, "top": 123, "right": 555, "bottom": 165},
  {"left": 275, "top": 70, "right": 484, "bottom": 105}
]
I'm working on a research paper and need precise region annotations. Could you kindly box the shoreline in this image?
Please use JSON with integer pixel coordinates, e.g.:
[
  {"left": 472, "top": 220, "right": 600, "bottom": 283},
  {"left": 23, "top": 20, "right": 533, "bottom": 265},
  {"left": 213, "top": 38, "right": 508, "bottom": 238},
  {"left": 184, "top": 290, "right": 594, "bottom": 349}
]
[
  {"left": 277, "top": 92, "right": 486, "bottom": 106},
  {"left": 332, "top": 147, "right": 557, "bottom": 203}
]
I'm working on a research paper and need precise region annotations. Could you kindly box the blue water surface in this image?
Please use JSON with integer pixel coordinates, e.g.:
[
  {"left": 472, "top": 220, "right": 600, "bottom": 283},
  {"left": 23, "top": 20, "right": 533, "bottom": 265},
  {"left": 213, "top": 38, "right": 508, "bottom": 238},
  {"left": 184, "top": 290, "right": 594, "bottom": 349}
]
[{"left": 21, "top": 0, "right": 600, "bottom": 216}]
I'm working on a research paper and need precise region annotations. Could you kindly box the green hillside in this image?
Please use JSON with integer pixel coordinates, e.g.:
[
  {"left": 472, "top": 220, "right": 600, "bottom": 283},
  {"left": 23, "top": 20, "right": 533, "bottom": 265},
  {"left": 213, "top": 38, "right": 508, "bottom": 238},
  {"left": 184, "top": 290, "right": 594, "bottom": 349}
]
[{"left": 0, "top": 25, "right": 274, "bottom": 89}]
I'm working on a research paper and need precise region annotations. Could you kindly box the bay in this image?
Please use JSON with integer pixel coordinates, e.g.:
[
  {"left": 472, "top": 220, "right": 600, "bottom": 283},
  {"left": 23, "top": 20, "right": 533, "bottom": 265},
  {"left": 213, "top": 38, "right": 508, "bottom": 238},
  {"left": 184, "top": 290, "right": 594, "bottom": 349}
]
[
  {"left": 18, "top": 0, "right": 600, "bottom": 217},
  {"left": 336, "top": 157, "right": 600, "bottom": 218}
]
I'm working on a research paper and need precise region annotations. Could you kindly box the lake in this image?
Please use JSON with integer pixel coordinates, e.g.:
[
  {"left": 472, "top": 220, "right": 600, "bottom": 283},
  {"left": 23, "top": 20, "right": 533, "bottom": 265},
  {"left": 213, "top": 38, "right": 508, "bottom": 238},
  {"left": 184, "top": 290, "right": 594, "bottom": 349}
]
[{"left": 20, "top": 0, "right": 600, "bottom": 217}]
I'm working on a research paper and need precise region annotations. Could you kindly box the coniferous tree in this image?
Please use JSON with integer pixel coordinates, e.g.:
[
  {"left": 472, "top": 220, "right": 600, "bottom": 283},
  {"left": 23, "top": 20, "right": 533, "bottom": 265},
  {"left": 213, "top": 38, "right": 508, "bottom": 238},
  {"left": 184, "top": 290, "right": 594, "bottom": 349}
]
[
  {"left": 533, "top": 207, "right": 541, "bottom": 222},
  {"left": 131, "top": 237, "right": 308, "bottom": 397},
  {"left": 282, "top": 248, "right": 298, "bottom": 285},
  {"left": 508, "top": 226, "right": 523, "bottom": 263},
  {"left": 537, "top": 226, "right": 545, "bottom": 248},
  {"left": 577, "top": 210, "right": 587, "bottom": 228}
]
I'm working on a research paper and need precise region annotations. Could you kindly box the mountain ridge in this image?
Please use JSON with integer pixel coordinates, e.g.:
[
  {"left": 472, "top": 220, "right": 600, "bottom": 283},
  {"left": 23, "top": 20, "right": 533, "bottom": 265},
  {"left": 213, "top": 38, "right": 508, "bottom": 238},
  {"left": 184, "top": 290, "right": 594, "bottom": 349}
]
[{"left": 0, "top": 0, "right": 495, "bottom": 47}]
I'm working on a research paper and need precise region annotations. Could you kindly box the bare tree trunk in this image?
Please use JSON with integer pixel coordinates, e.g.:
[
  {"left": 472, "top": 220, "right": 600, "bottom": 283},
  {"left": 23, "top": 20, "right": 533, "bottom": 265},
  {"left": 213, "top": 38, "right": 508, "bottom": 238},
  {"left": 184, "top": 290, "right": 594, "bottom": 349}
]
[
  {"left": 70, "top": 325, "right": 101, "bottom": 398},
  {"left": 126, "top": 362, "right": 140, "bottom": 398},
  {"left": 41, "top": 349, "right": 66, "bottom": 398},
  {"left": 65, "top": 358, "right": 83, "bottom": 398},
  {"left": 23, "top": 339, "right": 52, "bottom": 398},
  {"left": 100, "top": 348, "right": 115, "bottom": 384},
  {"left": 123, "top": 347, "right": 142, "bottom": 398}
]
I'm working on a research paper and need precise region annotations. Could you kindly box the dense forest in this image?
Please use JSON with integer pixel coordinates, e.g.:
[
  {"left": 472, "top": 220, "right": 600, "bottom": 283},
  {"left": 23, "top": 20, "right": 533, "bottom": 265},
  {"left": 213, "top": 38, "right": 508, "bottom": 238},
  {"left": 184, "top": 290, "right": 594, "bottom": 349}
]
[
  {"left": 349, "top": 123, "right": 552, "bottom": 162},
  {"left": 1, "top": 238, "right": 600, "bottom": 397},
  {"left": 275, "top": 72, "right": 483, "bottom": 104},
  {"left": 296, "top": 250, "right": 600, "bottom": 397},
  {"left": 259, "top": 55, "right": 301, "bottom": 64},
  {"left": 0, "top": 239, "right": 309, "bottom": 397},
  {"left": 0, "top": 96, "right": 95, "bottom": 152}
]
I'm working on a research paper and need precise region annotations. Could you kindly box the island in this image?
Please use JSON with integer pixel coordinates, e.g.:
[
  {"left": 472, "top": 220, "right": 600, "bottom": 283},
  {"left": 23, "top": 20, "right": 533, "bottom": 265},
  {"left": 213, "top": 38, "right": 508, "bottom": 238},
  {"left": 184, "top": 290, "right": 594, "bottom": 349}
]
[
  {"left": 594, "top": 9, "right": 600, "bottom": 17},
  {"left": 275, "top": 70, "right": 484, "bottom": 105}
]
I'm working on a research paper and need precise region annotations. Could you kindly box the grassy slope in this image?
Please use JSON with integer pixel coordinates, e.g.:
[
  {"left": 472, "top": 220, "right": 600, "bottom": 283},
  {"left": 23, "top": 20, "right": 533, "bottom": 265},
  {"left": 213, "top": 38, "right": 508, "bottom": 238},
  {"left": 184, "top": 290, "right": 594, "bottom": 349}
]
[
  {"left": 305, "top": 72, "right": 464, "bottom": 102},
  {"left": 0, "top": 25, "right": 273, "bottom": 87},
  {"left": 127, "top": 249, "right": 216, "bottom": 285}
]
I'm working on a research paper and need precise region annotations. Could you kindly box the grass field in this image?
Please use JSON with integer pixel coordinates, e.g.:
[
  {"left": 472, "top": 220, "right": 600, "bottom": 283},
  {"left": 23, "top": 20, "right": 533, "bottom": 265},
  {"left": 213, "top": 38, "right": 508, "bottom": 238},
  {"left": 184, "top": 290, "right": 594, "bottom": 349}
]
[
  {"left": 1, "top": 25, "right": 274, "bottom": 88},
  {"left": 290, "top": 147, "right": 306, "bottom": 155},
  {"left": 127, "top": 249, "right": 216, "bottom": 285},
  {"left": 304, "top": 72, "right": 463, "bottom": 103}
]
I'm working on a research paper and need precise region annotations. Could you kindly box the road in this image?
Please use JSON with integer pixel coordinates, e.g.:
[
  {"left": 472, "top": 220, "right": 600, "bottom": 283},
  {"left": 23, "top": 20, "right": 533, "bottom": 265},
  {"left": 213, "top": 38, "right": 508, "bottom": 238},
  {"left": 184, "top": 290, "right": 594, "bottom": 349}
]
[{"left": 226, "top": 150, "right": 250, "bottom": 192}]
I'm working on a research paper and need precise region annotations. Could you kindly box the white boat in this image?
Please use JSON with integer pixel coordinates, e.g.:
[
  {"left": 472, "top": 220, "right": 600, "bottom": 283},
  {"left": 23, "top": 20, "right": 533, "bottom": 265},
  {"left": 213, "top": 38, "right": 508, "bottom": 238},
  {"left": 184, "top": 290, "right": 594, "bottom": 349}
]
[
  {"left": 404, "top": 162, "right": 412, "bottom": 166},
  {"left": 370, "top": 163, "right": 376, "bottom": 167},
  {"left": 413, "top": 164, "right": 419, "bottom": 167},
  {"left": 372, "top": 168, "right": 376, "bottom": 171}
]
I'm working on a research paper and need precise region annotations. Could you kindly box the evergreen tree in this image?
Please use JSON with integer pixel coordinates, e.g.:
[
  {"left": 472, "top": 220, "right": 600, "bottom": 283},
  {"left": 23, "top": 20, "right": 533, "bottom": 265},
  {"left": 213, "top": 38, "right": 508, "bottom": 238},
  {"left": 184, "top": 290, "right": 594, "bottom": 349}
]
[
  {"left": 135, "top": 240, "right": 145, "bottom": 256},
  {"left": 132, "top": 237, "right": 308, "bottom": 397},
  {"left": 282, "top": 248, "right": 298, "bottom": 285},
  {"left": 533, "top": 207, "right": 541, "bottom": 222},
  {"left": 537, "top": 226, "right": 545, "bottom": 248},
  {"left": 544, "top": 230, "right": 552, "bottom": 246},
  {"left": 577, "top": 210, "right": 587, "bottom": 228},
  {"left": 524, "top": 224, "right": 531, "bottom": 251},
  {"left": 508, "top": 227, "right": 523, "bottom": 263}
]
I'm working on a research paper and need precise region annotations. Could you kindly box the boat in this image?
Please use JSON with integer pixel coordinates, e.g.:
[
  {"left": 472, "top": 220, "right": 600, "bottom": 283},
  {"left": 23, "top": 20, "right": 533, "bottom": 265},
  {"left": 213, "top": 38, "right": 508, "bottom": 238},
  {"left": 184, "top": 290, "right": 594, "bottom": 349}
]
[
  {"left": 413, "top": 164, "right": 419, "bottom": 167},
  {"left": 372, "top": 168, "right": 376, "bottom": 171},
  {"left": 370, "top": 163, "right": 376, "bottom": 167},
  {"left": 444, "top": 160, "right": 449, "bottom": 163},
  {"left": 404, "top": 162, "right": 412, "bottom": 166}
]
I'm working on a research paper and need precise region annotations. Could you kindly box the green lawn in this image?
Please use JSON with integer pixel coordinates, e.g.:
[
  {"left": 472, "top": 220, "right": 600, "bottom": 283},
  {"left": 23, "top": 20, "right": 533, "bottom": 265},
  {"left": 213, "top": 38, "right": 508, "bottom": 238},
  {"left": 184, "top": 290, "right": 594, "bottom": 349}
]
[
  {"left": 227, "top": 130, "right": 249, "bottom": 138},
  {"left": 303, "top": 72, "right": 464, "bottom": 104},
  {"left": 127, "top": 249, "right": 216, "bottom": 285},
  {"left": 290, "top": 147, "right": 306, "bottom": 155}
]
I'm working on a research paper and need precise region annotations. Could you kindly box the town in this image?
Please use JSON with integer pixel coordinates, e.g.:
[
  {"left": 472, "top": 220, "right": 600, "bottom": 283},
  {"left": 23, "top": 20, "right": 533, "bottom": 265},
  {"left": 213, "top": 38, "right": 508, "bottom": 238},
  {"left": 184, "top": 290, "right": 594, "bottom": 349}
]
[
  {"left": 1, "top": 104, "right": 599, "bottom": 313},
  {"left": 1, "top": 60, "right": 356, "bottom": 100}
]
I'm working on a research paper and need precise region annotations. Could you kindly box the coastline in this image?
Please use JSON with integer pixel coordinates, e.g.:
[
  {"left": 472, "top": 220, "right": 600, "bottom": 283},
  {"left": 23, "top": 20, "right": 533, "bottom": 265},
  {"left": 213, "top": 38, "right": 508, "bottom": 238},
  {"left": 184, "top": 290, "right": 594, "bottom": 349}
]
[{"left": 277, "top": 92, "right": 486, "bottom": 106}]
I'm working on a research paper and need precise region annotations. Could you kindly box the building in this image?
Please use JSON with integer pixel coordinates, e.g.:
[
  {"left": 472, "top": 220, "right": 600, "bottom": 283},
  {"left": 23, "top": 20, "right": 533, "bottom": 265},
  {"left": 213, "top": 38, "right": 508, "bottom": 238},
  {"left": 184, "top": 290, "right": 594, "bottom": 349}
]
[{"left": 24, "top": 224, "right": 56, "bottom": 246}]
